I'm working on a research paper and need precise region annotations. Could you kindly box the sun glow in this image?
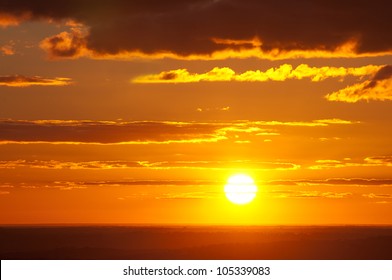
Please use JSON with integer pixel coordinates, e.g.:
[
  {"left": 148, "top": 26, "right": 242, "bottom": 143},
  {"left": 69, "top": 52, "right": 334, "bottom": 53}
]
[{"left": 224, "top": 174, "right": 258, "bottom": 205}]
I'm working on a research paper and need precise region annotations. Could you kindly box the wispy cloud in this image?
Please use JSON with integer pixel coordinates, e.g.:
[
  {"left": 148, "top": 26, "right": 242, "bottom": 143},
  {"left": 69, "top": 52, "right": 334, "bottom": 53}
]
[
  {"left": 0, "top": 75, "right": 72, "bottom": 87},
  {"left": 362, "top": 193, "right": 392, "bottom": 199},
  {"left": 365, "top": 156, "right": 392, "bottom": 165},
  {"left": 155, "top": 191, "right": 220, "bottom": 200},
  {"left": 0, "top": 42, "right": 15, "bottom": 55},
  {"left": 8, "top": 178, "right": 392, "bottom": 189},
  {"left": 0, "top": 12, "right": 30, "bottom": 27},
  {"left": 0, "top": 119, "right": 355, "bottom": 145},
  {"left": 196, "top": 106, "right": 230, "bottom": 112},
  {"left": 268, "top": 190, "right": 352, "bottom": 199},
  {"left": 253, "top": 119, "right": 359, "bottom": 127},
  {"left": 326, "top": 65, "right": 392, "bottom": 102},
  {"left": 309, "top": 156, "right": 392, "bottom": 170},
  {"left": 7, "top": 180, "right": 220, "bottom": 194},
  {"left": 132, "top": 64, "right": 381, "bottom": 83},
  {"left": 0, "top": 159, "right": 300, "bottom": 171},
  {"left": 361, "top": 193, "right": 392, "bottom": 204},
  {"left": 267, "top": 178, "right": 392, "bottom": 187}
]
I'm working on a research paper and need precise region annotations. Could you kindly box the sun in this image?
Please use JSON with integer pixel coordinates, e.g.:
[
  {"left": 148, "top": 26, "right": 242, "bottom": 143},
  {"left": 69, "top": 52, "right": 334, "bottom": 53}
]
[{"left": 224, "top": 174, "right": 258, "bottom": 205}]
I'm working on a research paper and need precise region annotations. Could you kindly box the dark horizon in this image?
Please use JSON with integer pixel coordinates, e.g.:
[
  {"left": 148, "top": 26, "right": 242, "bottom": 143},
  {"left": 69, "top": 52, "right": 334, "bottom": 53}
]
[
  {"left": 2, "top": 225, "right": 392, "bottom": 260},
  {"left": 2, "top": 223, "right": 392, "bottom": 227}
]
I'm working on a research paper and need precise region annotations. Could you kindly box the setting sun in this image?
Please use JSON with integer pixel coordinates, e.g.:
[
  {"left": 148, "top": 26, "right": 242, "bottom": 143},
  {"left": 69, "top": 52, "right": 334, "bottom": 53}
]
[{"left": 224, "top": 174, "right": 258, "bottom": 205}]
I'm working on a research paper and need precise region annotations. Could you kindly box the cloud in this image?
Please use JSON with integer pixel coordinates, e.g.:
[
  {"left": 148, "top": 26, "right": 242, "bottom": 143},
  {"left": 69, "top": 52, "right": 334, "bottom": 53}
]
[
  {"left": 8, "top": 178, "right": 392, "bottom": 193},
  {"left": 0, "top": 160, "right": 141, "bottom": 169},
  {"left": 313, "top": 119, "right": 357, "bottom": 125},
  {"left": 266, "top": 178, "right": 392, "bottom": 187},
  {"left": 253, "top": 119, "right": 358, "bottom": 127},
  {"left": 268, "top": 190, "right": 352, "bottom": 199},
  {"left": 318, "top": 137, "right": 341, "bottom": 142},
  {"left": 197, "top": 106, "right": 230, "bottom": 112},
  {"left": 1, "top": 1, "right": 392, "bottom": 59},
  {"left": 0, "top": 12, "right": 30, "bottom": 27},
  {"left": 132, "top": 64, "right": 381, "bottom": 83},
  {"left": 40, "top": 29, "right": 88, "bottom": 59},
  {"left": 0, "top": 42, "right": 15, "bottom": 55},
  {"left": 326, "top": 65, "right": 392, "bottom": 102},
  {"left": 118, "top": 191, "right": 220, "bottom": 201},
  {"left": 0, "top": 75, "right": 72, "bottom": 87},
  {"left": 0, "top": 120, "right": 227, "bottom": 144},
  {"left": 9, "top": 180, "right": 219, "bottom": 198},
  {"left": 0, "top": 119, "right": 355, "bottom": 145},
  {"left": 9, "top": 180, "right": 220, "bottom": 193},
  {"left": 365, "top": 156, "right": 392, "bottom": 165},
  {"left": 362, "top": 193, "right": 392, "bottom": 199},
  {"left": 78, "top": 180, "right": 217, "bottom": 187},
  {"left": 0, "top": 159, "right": 300, "bottom": 171},
  {"left": 309, "top": 156, "right": 392, "bottom": 170},
  {"left": 140, "top": 160, "right": 301, "bottom": 171},
  {"left": 375, "top": 201, "right": 392, "bottom": 204},
  {"left": 154, "top": 191, "right": 219, "bottom": 200}
]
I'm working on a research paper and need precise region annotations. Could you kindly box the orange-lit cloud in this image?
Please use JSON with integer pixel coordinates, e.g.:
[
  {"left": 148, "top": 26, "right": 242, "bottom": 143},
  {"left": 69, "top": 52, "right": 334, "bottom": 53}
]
[
  {"left": 0, "top": 42, "right": 15, "bottom": 55},
  {"left": 0, "top": 119, "right": 355, "bottom": 145},
  {"left": 365, "top": 156, "right": 392, "bottom": 165},
  {"left": 308, "top": 156, "right": 392, "bottom": 170},
  {"left": 362, "top": 193, "right": 392, "bottom": 199},
  {"left": 326, "top": 65, "right": 392, "bottom": 102},
  {"left": 0, "top": 75, "right": 72, "bottom": 87},
  {"left": 0, "top": 12, "right": 30, "bottom": 27},
  {"left": 252, "top": 119, "right": 359, "bottom": 127},
  {"left": 0, "top": 159, "right": 300, "bottom": 171},
  {"left": 154, "top": 191, "right": 219, "bottom": 200},
  {"left": 1, "top": 1, "right": 392, "bottom": 60},
  {"left": 40, "top": 29, "right": 88, "bottom": 59},
  {"left": 267, "top": 178, "right": 392, "bottom": 187},
  {"left": 0, "top": 160, "right": 140, "bottom": 170},
  {"left": 196, "top": 106, "right": 230, "bottom": 112},
  {"left": 269, "top": 191, "right": 352, "bottom": 199},
  {"left": 132, "top": 64, "right": 381, "bottom": 83},
  {"left": 68, "top": 178, "right": 392, "bottom": 188},
  {"left": 40, "top": 34, "right": 392, "bottom": 61},
  {"left": 0, "top": 120, "right": 227, "bottom": 144}
]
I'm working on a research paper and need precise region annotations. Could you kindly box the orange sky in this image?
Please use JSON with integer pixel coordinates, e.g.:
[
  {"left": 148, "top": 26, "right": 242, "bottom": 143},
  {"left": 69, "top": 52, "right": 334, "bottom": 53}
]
[{"left": 1, "top": 1, "right": 392, "bottom": 225}]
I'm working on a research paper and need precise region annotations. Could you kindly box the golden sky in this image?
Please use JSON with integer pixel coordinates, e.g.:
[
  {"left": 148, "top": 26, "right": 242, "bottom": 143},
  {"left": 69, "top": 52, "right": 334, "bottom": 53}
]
[{"left": 1, "top": 0, "right": 392, "bottom": 225}]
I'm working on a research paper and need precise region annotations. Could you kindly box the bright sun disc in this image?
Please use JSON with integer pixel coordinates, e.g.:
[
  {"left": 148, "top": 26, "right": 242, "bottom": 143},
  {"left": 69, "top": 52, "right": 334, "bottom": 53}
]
[{"left": 224, "top": 174, "right": 257, "bottom": 205}]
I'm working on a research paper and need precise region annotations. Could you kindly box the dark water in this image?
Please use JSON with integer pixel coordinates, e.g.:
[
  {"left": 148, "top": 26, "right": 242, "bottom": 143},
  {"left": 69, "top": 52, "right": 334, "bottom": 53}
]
[{"left": 1, "top": 225, "right": 392, "bottom": 259}]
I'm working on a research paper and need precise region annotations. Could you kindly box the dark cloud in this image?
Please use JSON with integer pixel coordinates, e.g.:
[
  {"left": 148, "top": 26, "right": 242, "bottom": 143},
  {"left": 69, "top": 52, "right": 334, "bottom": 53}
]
[
  {"left": 365, "top": 65, "right": 392, "bottom": 89},
  {"left": 0, "top": 120, "right": 226, "bottom": 144},
  {"left": 1, "top": 0, "right": 392, "bottom": 58},
  {"left": 161, "top": 72, "right": 178, "bottom": 81},
  {"left": 0, "top": 75, "right": 71, "bottom": 87},
  {"left": 43, "top": 31, "right": 86, "bottom": 58},
  {"left": 0, "top": 119, "right": 353, "bottom": 144}
]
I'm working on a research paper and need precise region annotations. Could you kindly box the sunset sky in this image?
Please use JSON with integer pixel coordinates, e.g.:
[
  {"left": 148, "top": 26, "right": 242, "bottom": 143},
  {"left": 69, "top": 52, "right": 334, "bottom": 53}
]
[{"left": 1, "top": 0, "right": 392, "bottom": 225}]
